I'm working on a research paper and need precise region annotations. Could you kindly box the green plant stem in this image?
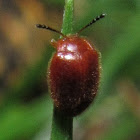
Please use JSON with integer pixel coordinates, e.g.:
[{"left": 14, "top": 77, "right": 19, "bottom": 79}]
[
  {"left": 50, "top": 0, "right": 74, "bottom": 140},
  {"left": 51, "top": 106, "right": 73, "bottom": 140},
  {"left": 61, "top": 0, "right": 74, "bottom": 35}
]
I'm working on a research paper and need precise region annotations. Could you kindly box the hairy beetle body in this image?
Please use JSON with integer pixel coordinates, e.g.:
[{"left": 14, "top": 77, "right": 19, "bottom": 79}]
[{"left": 48, "top": 35, "right": 100, "bottom": 116}]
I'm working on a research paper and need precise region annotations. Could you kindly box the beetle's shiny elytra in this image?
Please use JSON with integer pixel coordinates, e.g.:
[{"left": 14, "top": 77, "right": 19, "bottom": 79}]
[
  {"left": 49, "top": 35, "right": 100, "bottom": 116},
  {"left": 36, "top": 14, "right": 106, "bottom": 116}
]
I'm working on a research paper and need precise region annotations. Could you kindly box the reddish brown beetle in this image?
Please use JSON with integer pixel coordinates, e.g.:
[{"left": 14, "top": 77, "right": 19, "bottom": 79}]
[{"left": 36, "top": 14, "right": 106, "bottom": 116}]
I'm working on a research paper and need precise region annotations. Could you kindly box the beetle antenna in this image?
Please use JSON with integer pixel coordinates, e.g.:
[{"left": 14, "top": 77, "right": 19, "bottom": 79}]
[
  {"left": 77, "top": 13, "right": 106, "bottom": 34},
  {"left": 36, "top": 24, "right": 65, "bottom": 37}
]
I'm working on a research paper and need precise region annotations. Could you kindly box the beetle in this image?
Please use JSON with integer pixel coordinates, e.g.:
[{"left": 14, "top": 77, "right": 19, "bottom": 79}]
[{"left": 36, "top": 14, "right": 106, "bottom": 116}]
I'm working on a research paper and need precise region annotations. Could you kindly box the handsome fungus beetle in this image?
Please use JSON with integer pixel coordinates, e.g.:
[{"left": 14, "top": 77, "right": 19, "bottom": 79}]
[{"left": 36, "top": 14, "right": 106, "bottom": 116}]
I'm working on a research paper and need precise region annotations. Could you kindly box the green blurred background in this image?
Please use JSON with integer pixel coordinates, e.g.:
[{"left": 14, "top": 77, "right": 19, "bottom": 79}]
[{"left": 0, "top": 0, "right": 140, "bottom": 140}]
